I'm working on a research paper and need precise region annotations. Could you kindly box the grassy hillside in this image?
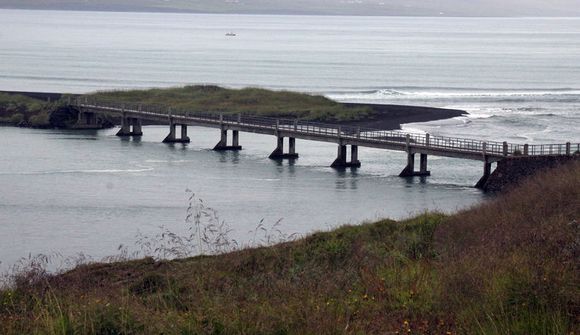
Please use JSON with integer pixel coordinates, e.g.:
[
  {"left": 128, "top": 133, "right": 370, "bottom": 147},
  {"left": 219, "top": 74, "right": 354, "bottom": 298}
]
[
  {"left": 89, "top": 85, "right": 374, "bottom": 122},
  {"left": 0, "top": 161, "right": 578, "bottom": 334}
]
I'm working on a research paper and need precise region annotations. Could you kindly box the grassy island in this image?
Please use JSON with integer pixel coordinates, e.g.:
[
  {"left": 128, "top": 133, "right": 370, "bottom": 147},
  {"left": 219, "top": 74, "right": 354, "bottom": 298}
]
[
  {"left": 0, "top": 86, "right": 375, "bottom": 129},
  {"left": 90, "top": 85, "right": 375, "bottom": 121},
  {"left": 1, "top": 162, "right": 578, "bottom": 334}
]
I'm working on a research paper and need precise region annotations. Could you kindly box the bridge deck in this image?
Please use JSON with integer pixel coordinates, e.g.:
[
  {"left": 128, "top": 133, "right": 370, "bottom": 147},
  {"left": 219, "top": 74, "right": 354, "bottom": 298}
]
[{"left": 74, "top": 100, "right": 578, "bottom": 163}]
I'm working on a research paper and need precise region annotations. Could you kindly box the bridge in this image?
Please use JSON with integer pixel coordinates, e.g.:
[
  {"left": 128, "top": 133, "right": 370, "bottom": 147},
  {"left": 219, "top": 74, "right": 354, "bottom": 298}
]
[{"left": 69, "top": 97, "right": 579, "bottom": 189}]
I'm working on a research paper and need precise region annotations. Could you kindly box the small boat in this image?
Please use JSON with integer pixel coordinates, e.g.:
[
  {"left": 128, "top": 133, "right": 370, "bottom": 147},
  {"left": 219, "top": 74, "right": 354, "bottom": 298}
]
[{"left": 225, "top": 32, "right": 236, "bottom": 37}]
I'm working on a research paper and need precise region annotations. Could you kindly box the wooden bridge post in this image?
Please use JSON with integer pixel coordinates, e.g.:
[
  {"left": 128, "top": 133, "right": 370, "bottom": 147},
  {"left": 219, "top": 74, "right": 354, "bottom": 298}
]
[
  {"left": 566, "top": 142, "right": 571, "bottom": 156},
  {"left": 503, "top": 141, "right": 508, "bottom": 156},
  {"left": 425, "top": 133, "right": 430, "bottom": 146},
  {"left": 524, "top": 144, "right": 529, "bottom": 156}
]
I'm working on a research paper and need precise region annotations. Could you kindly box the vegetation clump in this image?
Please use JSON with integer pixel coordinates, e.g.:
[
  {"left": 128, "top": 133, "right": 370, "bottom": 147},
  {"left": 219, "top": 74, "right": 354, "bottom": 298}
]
[
  {"left": 0, "top": 163, "right": 578, "bottom": 334},
  {"left": 90, "top": 85, "right": 375, "bottom": 121},
  {"left": 0, "top": 92, "right": 55, "bottom": 127}
]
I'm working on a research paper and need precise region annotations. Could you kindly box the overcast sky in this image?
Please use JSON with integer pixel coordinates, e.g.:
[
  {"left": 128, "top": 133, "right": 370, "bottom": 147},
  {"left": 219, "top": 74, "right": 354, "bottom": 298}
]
[{"left": 1, "top": 0, "right": 579, "bottom": 16}]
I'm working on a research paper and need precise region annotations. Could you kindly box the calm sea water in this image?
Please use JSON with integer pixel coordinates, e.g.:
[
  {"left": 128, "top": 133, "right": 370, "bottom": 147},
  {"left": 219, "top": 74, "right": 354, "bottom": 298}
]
[{"left": 1, "top": 10, "right": 579, "bottom": 270}]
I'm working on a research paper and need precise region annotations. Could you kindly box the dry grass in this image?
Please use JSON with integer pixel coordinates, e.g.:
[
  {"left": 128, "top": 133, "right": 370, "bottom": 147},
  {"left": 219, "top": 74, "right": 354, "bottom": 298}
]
[{"left": 1, "top": 162, "right": 578, "bottom": 334}]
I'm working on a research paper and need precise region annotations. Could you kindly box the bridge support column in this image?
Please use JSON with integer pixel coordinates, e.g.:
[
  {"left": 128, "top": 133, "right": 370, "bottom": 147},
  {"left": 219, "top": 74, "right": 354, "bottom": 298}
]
[
  {"left": 74, "top": 111, "right": 101, "bottom": 129},
  {"left": 116, "top": 116, "right": 131, "bottom": 136},
  {"left": 269, "top": 137, "right": 299, "bottom": 159},
  {"left": 331, "top": 144, "right": 361, "bottom": 168},
  {"left": 214, "top": 128, "right": 242, "bottom": 151},
  {"left": 163, "top": 123, "right": 190, "bottom": 143},
  {"left": 131, "top": 118, "right": 143, "bottom": 136},
  {"left": 399, "top": 153, "right": 430, "bottom": 177},
  {"left": 116, "top": 116, "right": 142, "bottom": 136},
  {"left": 475, "top": 160, "right": 493, "bottom": 189}
]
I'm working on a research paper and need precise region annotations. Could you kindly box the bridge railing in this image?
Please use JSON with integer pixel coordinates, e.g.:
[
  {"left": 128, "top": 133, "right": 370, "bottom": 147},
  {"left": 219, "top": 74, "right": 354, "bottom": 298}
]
[{"left": 72, "top": 97, "right": 578, "bottom": 158}]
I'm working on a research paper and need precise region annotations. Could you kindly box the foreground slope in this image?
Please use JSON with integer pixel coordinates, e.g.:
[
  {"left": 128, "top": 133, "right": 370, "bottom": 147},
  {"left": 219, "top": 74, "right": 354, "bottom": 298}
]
[{"left": 1, "top": 162, "right": 578, "bottom": 334}]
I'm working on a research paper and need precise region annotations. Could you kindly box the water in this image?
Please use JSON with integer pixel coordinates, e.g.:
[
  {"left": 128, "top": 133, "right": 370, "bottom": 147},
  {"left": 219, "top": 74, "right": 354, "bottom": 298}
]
[
  {"left": 1, "top": 10, "right": 579, "bottom": 270},
  {"left": 1, "top": 10, "right": 579, "bottom": 142},
  {"left": 0, "top": 126, "right": 485, "bottom": 270}
]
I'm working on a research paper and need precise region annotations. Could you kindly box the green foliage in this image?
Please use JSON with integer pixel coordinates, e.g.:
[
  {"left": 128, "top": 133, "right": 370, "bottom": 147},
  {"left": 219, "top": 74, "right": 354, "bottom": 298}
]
[
  {"left": 0, "top": 92, "right": 53, "bottom": 126},
  {"left": 9, "top": 113, "right": 24, "bottom": 124},
  {"left": 91, "top": 85, "right": 375, "bottom": 121},
  {"left": 28, "top": 111, "right": 51, "bottom": 127}
]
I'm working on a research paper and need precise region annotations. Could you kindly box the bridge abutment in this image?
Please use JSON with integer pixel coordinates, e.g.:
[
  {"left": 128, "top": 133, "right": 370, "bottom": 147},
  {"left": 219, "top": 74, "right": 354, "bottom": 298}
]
[
  {"left": 269, "top": 137, "right": 299, "bottom": 159},
  {"left": 331, "top": 144, "right": 361, "bottom": 168},
  {"left": 163, "top": 123, "right": 190, "bottom": 143},
  {"left": 214, "top": 128, "right": 242, "bottom": 151},
  {"left": 399, "top": 153, "right": 431, "bottom": 177}
]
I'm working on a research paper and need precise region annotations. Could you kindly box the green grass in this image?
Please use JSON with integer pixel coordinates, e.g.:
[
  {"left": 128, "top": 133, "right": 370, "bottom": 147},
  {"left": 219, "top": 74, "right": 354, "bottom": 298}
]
[
  {"left": 1, "top": 162, "right": 578, "bottom": 334},
  {"left": 89, "top": 85, "right": 375, "bottom": 121}
]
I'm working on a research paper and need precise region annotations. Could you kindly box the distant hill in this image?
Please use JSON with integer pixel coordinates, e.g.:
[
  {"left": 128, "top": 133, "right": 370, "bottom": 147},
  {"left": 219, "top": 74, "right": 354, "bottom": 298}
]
[{"left": 1, "top": 0, "right": 580, "bottom": 16}]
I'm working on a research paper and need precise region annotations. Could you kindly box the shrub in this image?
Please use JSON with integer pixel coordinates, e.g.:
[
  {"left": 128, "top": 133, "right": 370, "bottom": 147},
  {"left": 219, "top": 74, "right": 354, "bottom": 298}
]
[{"left": 9, "top": 113, "right": 24, "bottom": 124}]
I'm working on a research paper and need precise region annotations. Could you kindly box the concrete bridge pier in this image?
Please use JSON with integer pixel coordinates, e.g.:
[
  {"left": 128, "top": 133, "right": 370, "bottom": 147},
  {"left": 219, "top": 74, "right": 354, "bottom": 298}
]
[
  {"left": 131, "top": 118, "right": 143, "bottom": 136},
  {"left": 214, "top": 128, "right": 242, "bottom": 151},
  {"left": 74, "top": 110, "right": 101, "bottom": 129},
  {"left": 475, "top": 160, "right": 493, "bottom": 189},
  {"left": 269, "top": 137, "right": 299, "bottom": 159},
  {"left": 163, "top": 123, "right": 190, "bottom": 143},
  {"left": 331, "top": 144, "right": 361, "bottom": 168},
  {"left": 116, "top": 117, "right": 143, "bottom": 136},
  {"left": 399, "top": 153, "right": 430, "bottom": 177}
]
